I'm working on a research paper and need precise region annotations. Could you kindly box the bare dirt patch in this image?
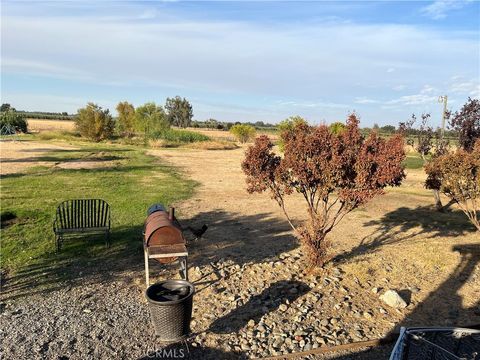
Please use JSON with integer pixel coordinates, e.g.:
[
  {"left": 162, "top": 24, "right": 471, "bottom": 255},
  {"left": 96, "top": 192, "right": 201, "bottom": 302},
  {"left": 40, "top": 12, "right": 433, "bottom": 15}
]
[
  {"left": 0, "top": 141, "right": 123, "bottom": 174},
  {"left": 0, "top": 140, "right": 79, "bottom": 175}
]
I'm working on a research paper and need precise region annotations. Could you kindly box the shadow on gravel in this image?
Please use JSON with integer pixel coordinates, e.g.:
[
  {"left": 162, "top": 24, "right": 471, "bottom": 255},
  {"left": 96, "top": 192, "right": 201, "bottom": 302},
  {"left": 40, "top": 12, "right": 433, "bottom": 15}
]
[
  {"left": 1, "top": 210, "right": 297, "bottom": 302},
  {"left": 333, "top": 205, "right": 476, "bottom": 265},
  {"left": 139, "top": 343, "right": 245, "bottom": 360},
  {"left": 209, "top": 280, "right": 310, "bottom": 334},
  {"left": 184, "top": 210, "right": 297, "bottom": 269}
]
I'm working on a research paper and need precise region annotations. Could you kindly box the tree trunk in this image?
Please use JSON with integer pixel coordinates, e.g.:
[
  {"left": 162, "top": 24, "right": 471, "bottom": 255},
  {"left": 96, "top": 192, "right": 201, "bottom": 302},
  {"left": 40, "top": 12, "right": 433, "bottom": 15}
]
[{"left": 433, "top": 190, "right": 444, "bottom": 212}]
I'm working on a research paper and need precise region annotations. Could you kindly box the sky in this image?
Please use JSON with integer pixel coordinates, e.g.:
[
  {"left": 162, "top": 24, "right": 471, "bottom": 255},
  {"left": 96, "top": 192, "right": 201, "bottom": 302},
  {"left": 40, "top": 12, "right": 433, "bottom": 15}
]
[{"left": 1, "top": 0, "right": 479, "bottom": 126}]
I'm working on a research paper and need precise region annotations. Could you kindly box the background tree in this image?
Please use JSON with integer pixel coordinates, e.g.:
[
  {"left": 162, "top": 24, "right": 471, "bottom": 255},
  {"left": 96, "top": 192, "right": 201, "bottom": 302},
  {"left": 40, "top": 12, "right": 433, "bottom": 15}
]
[
  {"left": 75, "top": 103, "right": 115, "bottom": 141},
  {"left": 425, "top": 140, "right": 480, "bottom": 231},
  {"left": 165, "top": 96, "right": 193, "bottom": 128},
  {"left": 413, "top": 113, "right": 434, "bottom": 161},
  {"left": 448, "top": 97, "right": 480, "bottom": 152},
  {"left": 329, "top": 121, "right": 346, "bottom": 135},
  {"left": 399, "top": 113, "right": 448, "bottom": 210},
  {"left": 135, "top": 102, "right": 169, "bottom": 140},
  {"left": 380, "top": 125, "right": 396, "bottom": 133},
  {"left": 242, "top": 114, "right": 406, "bottom": 267},
  {"left": 277, "top": 116, "right": 308, "bottom": 150},
  {"left": 1, "top": 103, "right": 15, "bottom": 112},
  {"left": 230, "top": 124, "right": 256, "bottom": 143},
  {"left": 0, "top": 110, "right": 28, "bottom": 134},
  {"left": 278, "top": 115, "right": 307, "bottom": 134},
  {"left": 116, "top": 101, "right": 135, "bottom": 136}
]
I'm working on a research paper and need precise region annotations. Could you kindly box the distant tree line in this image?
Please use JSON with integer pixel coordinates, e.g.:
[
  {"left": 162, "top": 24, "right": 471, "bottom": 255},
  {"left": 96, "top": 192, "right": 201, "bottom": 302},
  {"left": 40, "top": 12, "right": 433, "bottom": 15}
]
[
  {"left": 0, "top": 104, "right": 75, "bottom": 120},
  {"left": 191, "top": 118, "right": 277, "bottom": 131}
]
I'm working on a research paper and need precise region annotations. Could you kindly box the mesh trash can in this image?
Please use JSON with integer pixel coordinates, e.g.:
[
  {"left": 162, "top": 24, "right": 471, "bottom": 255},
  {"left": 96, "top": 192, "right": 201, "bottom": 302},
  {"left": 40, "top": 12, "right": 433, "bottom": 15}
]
[
  {"left": 145, "top": 280, "right": 195, "bottom": 342},
  {"left": 389, "top": 327, "right": 480, "bottom": 360}
]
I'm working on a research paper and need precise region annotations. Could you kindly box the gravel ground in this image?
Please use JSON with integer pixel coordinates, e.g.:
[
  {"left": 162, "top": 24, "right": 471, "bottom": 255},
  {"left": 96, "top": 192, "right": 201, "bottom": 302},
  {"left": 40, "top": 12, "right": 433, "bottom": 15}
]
[
  {"left": 2, "top": 242, "right": 478, "bottom": 359},
  {"left": 1, "top": 251, "right": 402, "bottom": 360}
]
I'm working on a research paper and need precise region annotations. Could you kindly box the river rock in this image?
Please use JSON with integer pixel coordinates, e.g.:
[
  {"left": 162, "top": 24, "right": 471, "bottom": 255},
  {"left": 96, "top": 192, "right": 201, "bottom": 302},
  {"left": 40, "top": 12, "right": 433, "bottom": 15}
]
[{"left": 380, "top": 290, "right": 408, "bottom": 309}]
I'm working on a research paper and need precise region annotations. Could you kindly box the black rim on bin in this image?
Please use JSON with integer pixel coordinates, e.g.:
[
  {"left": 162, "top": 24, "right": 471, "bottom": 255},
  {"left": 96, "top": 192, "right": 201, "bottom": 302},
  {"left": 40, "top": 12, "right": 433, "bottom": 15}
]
[{"left": 145, "top": 280, "right": 195, "bottom": 343}]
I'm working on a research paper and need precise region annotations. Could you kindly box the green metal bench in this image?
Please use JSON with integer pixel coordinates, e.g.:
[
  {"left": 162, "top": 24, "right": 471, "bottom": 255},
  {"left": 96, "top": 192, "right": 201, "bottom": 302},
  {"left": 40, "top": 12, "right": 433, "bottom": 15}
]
[{"left": 53, "top": 199, "right": 111, "bottom": 251}]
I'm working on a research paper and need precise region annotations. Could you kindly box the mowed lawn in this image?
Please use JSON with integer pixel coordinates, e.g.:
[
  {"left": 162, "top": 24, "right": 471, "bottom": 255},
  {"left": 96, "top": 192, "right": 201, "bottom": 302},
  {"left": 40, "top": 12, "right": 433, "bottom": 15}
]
[{"left": 1, "top": 140, "right": 196, "bottom": 276}]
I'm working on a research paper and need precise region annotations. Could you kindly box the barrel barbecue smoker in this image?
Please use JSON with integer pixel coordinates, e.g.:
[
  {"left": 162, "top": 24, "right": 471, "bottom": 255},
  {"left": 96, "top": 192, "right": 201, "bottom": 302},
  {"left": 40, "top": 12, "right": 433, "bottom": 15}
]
[
  {"left": 143, "top": 204, "right": 195, "bottom": 342},
  {"left": 143, "top": 204, "right": 189, "bottom": 286}
]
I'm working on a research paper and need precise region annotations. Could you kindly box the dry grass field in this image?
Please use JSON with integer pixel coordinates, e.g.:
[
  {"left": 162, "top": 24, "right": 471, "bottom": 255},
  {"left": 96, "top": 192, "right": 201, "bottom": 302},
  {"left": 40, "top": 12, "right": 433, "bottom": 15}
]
[
  {"left": 1, "top": 119, "right": 478, "bottom": 359},
  {"left": 27, "top": 119, "right": 76, "bottom": 132}
]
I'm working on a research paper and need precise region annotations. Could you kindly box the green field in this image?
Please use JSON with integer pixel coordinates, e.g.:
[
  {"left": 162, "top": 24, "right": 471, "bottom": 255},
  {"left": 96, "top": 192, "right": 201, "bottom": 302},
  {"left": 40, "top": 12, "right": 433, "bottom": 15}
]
[
  {"left": 1, "top": 141, "right": 196, "bottom": 274},
  {"left": 403, "top": 153, "right": 426, "bottom": 169}
]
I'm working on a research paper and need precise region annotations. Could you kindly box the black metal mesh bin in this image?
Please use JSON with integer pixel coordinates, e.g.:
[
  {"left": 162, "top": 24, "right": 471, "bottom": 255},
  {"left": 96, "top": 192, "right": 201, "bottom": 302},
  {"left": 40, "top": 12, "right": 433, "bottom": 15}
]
[
  {"left": 390, "top": 327, "right": 480, "bottom": 360},
  {"left": 145, "top": 280, "right": 195, "bottom": 343}
]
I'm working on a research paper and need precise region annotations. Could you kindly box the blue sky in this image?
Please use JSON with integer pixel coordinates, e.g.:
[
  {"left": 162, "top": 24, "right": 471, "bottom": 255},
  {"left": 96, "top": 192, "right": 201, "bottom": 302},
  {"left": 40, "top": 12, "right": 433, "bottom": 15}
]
[{"left": 1, "top": 1, "right": 479, "bottom": 126}]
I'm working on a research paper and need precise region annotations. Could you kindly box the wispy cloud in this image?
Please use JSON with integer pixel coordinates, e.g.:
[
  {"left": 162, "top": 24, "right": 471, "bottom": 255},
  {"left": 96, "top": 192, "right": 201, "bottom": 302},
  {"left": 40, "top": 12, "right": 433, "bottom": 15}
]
[
  {"left": 1, "top": 1, "right": 478, "bottom": 124},
  {"left": 276, "top": 100, "right": 346, "bottom": 108},
  {"left": 420, "top": 0, "right": 473, "bottom": 20},
  {"left": 448, "top": 76, "right": 480, "bottom": 98},
  {"left": 354, "top": 97, "right": 378, "bottom": 104}
]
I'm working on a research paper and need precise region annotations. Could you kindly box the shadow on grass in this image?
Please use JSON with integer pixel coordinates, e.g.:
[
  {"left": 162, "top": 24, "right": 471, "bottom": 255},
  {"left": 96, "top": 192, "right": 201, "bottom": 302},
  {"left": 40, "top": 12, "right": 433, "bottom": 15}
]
[
  {"left": 0, "top": 225, "right": 145, "bottom": 302},
  {"left": 0, "top": 155, "right": 125, "bottom": 163},
  {"left": 1, "top": 210, "right": 297, "bottom": 302},
  {"left": 0, "top": 163, "right": 165, "bottom": 180},
  {"left": 334, "top": 205, "right": 477, "bottom": 265},
  {"left": 20, "top": 147, "right": 133, "bottom": 153}
]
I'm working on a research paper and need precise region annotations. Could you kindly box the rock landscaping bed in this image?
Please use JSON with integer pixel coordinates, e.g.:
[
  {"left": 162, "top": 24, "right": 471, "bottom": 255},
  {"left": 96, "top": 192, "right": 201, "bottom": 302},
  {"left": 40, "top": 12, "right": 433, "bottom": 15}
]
[{"left": 0, "top": 249, "right": 418, "bottom": 359}]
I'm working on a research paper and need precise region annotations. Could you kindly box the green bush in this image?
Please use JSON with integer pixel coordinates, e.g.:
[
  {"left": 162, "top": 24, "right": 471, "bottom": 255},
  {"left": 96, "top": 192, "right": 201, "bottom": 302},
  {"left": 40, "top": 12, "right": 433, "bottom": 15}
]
[
  {"left": 277, "top": 116, "right": 307, "bottom": 150},
  {"left": 151, "top": 128, "right": 210, "bottom": 143},
  {"left": 329, "top": 122, "right": 346, "bottom": 135},
  {"left": 230, "top": 124, "right": 256, "bottom": 143},
  {"left": 0, "top": 111, "right": 28, "bottom": 134},
  {"left": 75, "top": 103, "right": 115, "bottom": 141}
]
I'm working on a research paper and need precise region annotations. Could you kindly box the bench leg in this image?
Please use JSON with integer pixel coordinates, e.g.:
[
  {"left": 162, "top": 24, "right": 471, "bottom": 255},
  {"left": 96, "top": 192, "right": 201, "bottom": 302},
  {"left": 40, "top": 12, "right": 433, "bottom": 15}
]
[
  {"left": 105, "top": 231, "right": 110, "bottom": 248},
  {"left": 144, "top": 247, "right": 150, "bottom": 288},
  {"left": 55, "top": 235, "right": 60, "bottom": 253}
]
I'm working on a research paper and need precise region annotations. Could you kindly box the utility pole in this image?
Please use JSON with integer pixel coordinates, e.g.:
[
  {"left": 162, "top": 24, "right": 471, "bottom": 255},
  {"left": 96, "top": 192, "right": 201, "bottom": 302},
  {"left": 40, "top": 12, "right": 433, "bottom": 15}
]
[{"left": 438, "top": 95, "right": 448, "bottom": 139}]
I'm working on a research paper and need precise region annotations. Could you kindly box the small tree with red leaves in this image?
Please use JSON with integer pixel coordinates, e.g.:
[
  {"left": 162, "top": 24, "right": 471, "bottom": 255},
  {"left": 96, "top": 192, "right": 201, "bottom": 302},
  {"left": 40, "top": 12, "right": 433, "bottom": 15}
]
[
  {"left": 242, "top": 114, "right": 406, "bottom": 267},
  {"left": 449, "top": 97, "right": 480, "bottom": 152},
  {"left": 425, "top": 140, "right": 480, "bottom": 231}
]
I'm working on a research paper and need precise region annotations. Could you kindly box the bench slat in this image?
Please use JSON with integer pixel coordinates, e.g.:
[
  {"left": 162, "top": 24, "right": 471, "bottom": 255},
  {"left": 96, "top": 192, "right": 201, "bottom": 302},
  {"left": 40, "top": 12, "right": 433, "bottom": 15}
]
[{"left": 54, "top": 199, "right": 110, "bottom": 232}]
